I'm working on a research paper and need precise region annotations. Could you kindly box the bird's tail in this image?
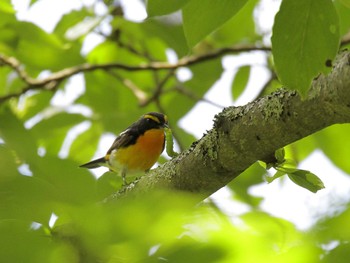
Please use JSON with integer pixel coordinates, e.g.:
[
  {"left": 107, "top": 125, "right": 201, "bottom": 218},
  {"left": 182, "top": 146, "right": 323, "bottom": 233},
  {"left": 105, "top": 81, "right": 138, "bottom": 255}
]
[{"left": 79, "top": 157, "right": 106, "bottom": 169}]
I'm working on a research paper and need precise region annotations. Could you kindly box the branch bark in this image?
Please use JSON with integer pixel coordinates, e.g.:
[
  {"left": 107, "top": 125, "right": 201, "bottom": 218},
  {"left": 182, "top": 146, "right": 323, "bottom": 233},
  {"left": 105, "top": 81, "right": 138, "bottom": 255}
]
[{"left": 106, "top": 50, "right": 350, "bottom": 202}]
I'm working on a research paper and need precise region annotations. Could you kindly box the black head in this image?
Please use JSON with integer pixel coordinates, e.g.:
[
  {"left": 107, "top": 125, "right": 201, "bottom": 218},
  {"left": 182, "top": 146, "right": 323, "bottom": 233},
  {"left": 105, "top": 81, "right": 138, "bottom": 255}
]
[{"left": 141, "top": 112, "right": 168, "bottom": 129}]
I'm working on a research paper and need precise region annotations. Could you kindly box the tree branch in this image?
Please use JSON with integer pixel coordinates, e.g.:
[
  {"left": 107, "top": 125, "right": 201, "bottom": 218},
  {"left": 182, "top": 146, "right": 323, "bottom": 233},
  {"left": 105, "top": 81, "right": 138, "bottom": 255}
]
[
  {"left": 105, "top": 50, "right": 350, "bottom": 202},
  {"left": 0, "top": 44, "right": 270, "bottom": 103}
]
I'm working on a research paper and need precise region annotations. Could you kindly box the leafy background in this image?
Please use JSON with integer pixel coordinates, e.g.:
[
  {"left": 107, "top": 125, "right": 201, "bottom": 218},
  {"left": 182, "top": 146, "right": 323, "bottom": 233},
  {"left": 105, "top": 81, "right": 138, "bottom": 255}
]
[{"left": 1, "top": 0, "right": 350, "bottom": 262}]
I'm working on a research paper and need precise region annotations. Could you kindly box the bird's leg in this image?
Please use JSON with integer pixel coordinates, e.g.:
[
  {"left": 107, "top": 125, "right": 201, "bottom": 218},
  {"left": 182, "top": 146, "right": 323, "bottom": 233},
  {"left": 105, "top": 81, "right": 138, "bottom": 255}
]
[{"left": 121, "top": 168, "right": 128, "bottom": 186}]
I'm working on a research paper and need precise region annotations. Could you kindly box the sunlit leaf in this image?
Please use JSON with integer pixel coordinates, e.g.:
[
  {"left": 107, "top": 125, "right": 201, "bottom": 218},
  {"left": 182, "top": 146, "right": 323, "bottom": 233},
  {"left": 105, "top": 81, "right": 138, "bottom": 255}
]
[
  {"left": 274, "top": 148, "right": 285, "bottom": 164},
  {"left": 315, "top": 124, "right": 350, "bottom": 174},
  {"left": 265, "top": 169, "right": 285, "bottom": 183},
  {"left": 182, "top": 0, "right": 248, "bottom": 47},
  {"left": 335, "top": 0, "right": 350, "bottom": 38},
  {"left": 272, "top": 0, "right": 340, "bottom": 95},
  {"left": 54, "top": 8, "right": 92, "bottom": 37},
  {"left": 10, "top": 22, "right": 83, "bottom": 70},
  {"left": 287, "top": 170, "right": 325, "bottom": 193},
  {"left": 211, "top": 0, "right": 259, "bottom": 46},
  {"left": 228, "top": 162, "right": 265, "bottom": 207},
  {"left": 146, "top": 0, "right": 189, "bottom": 16},
  {"left": 231, "top": 65, "right": 250, "bottom": 101}
]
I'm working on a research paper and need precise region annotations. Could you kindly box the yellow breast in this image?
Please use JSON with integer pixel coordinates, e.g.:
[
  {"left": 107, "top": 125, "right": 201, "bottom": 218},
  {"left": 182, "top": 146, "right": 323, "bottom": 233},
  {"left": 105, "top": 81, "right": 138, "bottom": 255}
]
[{"left": 110, "top": 129, "right": 165, "bottom": 173}]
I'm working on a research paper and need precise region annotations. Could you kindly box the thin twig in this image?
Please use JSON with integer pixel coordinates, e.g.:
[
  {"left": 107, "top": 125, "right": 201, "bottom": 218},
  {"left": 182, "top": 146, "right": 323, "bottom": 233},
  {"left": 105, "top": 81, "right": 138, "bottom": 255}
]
[
  {"left": 0, "top": 44, "right": 270, "bottom": 103},
  {"left": 173, "top": 85, "right": 225, "bottom": 109},
  {"left": 106, "top": 70, "right": 148, "bottom": 105},
  {"left": 141, "top": 69, "right": 176, "bottom": 107}
]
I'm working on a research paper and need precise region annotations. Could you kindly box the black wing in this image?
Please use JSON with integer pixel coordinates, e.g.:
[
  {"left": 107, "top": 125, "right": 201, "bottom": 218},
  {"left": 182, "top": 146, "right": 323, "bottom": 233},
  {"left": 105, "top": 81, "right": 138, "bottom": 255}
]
[{"left": 106, "top": 129, "right": 137, "bottom": 154}]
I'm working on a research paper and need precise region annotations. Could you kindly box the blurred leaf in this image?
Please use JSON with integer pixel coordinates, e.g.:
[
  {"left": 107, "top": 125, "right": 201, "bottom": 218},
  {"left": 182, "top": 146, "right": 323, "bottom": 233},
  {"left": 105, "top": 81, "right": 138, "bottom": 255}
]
[
  {"left": 322, "top": 242, "right": 350, "bottom": 263},
  {"left": 162, "top": 58, "right": 222, "bottom": 147},
  {"left": 0, "top": 67, "right": 12, "bottom": 96},
  {"left": 54, "top": 8, "right": 92, "bottom": 37},
  {"left": 231, "top": 65, "right": 250, "bottom": 101},
  {"left": 285, "top": 134, "right": 318, "bottom": 164},
  {"left": 182, "top": 0, "right": 248, "bottom": 47},
  {"left": 0, "top": 106, "right": 38, "bottom": 163},
  {"left": 68, "top": 123, "right": 102, "bottom": 163},
  {"left": 228, "top": 162, "right": 265, "bottom": 207},
  {"left": 81, "top": 70, "right": 140, "bottom": 133},
  {"left": 0, "top": 0, "right": 14, "bottom": 14},
  {"left": 52, "top": 190, "right": 201, "bottom": 261},
  {"left": 29, "top": 0, "right": 39, "bottom": 6},
  {"left": 96, "top": 171, "right": 123, "bottom": 200},
  {"left": 86, "top": 40, "right": 121, "bottom": 63},
  {"left": 30, "top": 155, "right": 97, "bottom": 205},
  {"left": 0, "top": 175, "right": 56, "bottom": 222},
  {"left": 242, "top": 211, "right": 300, "bottom": 247},
  {"left": 0, "top": 144, "right": 18, "bottom": 183},
  {"left": 314, "top": 204, "right": 350, "bottom": 242},
  {"left": 159, "top": 237, "right": 225, "bottom": 263},
  {"left": 4, "top": 21, "right": 84, "bottom": 71},
  {"left": 335, "top": 0, "right": 350, "bottom": 37},
  {"left": 315, "top": 124, "right": 350, "bottom": 174},
  {"left": 287, "top": 170, "right": 325, "bottom": 193},
  {"left": 141, "top": 18, "right": 188, "bottom": 57},
  {"left": 211, "top": 0, "right": 259, "bottom": 46},
  {"left": 19, "top": 92, "right": 54, "bottom": 121},
  {"left": 0, "top": 220, "right": 53, "bottom": 263},
  {"left": 272, "top": 0, "right": 340, "bottom": 96},
  {"left": 337, "top": 0, "right": 350, "bottom": 8},
  {"left": 146, "top": 0, "right": 189, "bottom": 16},
  {"left": 31, "top": 113, "right": 86, "bottom": 155}
]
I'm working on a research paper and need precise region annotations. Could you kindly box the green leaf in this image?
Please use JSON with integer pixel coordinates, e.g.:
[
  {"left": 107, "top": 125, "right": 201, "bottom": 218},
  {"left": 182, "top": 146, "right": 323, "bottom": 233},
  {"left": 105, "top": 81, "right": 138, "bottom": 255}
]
[
  {"left": 284, "top": 133, "right": 317, "bottom": 163},
  {"left": 335, "top": 0, "right": 350, "bottom": 36},
  {"left": 29, "top": 0, "right": 39, "bottom": 6},
  {"left": 228, "top": 162, "right": 265, "bottom": 207},
  {"left": 211, "top": 0, "right": 259, "bottom": 46},
  {"left": 141, "top": 18, "right": 188, "bottom": 57},
  {"left": 146, "top": 0, "right": 189, "bottom": 17},
  {"left": 9, "top": 22, "right": 83, "bottom": 71},
  {"left": 68, "top": 123, "right": 102, "bottom": 163},
  {"left": 31, "top": 155, "right": 97, "bottom": 204},
  {"left": 0, "top": 220, "right": 53, "bottom": 263},
  {"left": 271, "top": 0, "right": 340, "bottom": 96},
  {"left": 20, "top": 92, "right": 54, "bottom": 121},
  {"left": 0, "top": 144, "right": 19, "bottom": 183},
  {"left": 287, "top": 170, "right": 325, "bottom": 193},
  {"left": 338, "top": 0, "right": 350, "bottom": 8},
  {"left": 96, "top": 171, "right": 123, "bottom": 200},
  {"left": 0, "top": 175, "right": 56, "bottom": 222},
  {"left": 54, "top": 8, "right": 92, "bottom": 37},
  {"left": 31, "top": 113, "right": 86, "bottom": 155},
  {"left": 0, "top": 107, "right": 38, "bottom": 163},
  {"left": 231, "top": 65, "right": 250, "bottom": 101},
  {"left": 182, "top": 0, "right": 248, "bottom": 47},
  {"left": 0, "top": 0, "right": 15, "bottom": 14},
  {"left": 274, "top": 148, "right": 285, "bottom": 164},
  {"left": 314, "top": 124, "right": 350, "bottom": 174},
  {"left": 265, "top": 169, "right": 286, "bottom": 183}
]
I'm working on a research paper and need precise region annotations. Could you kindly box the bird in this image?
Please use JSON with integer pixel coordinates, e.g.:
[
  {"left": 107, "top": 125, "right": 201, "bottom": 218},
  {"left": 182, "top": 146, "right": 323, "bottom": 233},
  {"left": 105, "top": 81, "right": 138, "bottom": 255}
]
[{"left": 80, "top": 112, "right": 168, "bottom": 185}]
